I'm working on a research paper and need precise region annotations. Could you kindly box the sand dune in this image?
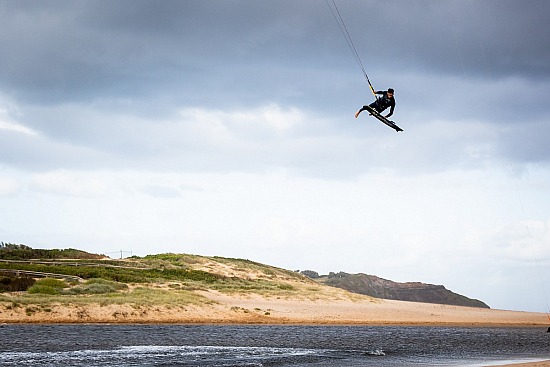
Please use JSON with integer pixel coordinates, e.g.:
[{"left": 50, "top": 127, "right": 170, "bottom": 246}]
[{"left": 1, "top": 289, "right": 548, "bottom": 326}]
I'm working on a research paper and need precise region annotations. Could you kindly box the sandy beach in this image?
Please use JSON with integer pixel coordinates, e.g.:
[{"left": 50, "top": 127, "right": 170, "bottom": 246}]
[{"left": 1, "top": 289, "right": 548, "bottom": 326}]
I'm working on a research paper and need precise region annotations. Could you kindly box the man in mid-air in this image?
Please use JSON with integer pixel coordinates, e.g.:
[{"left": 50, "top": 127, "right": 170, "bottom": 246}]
[{"left": 355, "top": 88, "right": 395, "bottom": 119}]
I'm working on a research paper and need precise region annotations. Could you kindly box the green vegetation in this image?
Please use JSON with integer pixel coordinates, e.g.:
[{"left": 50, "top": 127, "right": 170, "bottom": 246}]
[
  {"left": 34, "top": 278, "right": 68, "bottom": 288},
  {"left": 0, "top": 286, "right": 207, "bottom": 307},
  {"left": 0, "top": 243, "right": 104, "bottom": 260},
  {"left": 64, "top": 279, "right": 129, "bottom": 295},
  {"left": 0, "top": 244, "right": 326, "bottom": 310},
  {"left": 140, "top": 253, "right": 203, "bottom": 266},
  {"left": 28, "top": 284, "right": 61, "bottom": 295},
  {"left": 27, "top": 278, "right": 68, "bottom": 295},
  {"left": 0, "top": 260, "right": 221, "bottom": 283},
  {"left": 0, "top": 274, "right": 35, "bottom": 292}
]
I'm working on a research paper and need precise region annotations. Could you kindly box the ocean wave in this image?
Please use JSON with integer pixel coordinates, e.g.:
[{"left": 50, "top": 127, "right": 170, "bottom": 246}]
[{"left": 0, "top": 345, "right": 324, "bottom": 366}]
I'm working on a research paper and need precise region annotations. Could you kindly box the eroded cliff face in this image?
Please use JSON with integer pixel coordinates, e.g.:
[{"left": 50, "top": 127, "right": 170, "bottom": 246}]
[{"left": 320, "top": 272, "right": 489, "bottom": 308}]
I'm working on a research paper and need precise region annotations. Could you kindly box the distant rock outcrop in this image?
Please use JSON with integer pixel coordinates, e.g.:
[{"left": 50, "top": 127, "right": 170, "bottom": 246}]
[{"left": 317, "top": 272, "right": 489, "bottom": 309}]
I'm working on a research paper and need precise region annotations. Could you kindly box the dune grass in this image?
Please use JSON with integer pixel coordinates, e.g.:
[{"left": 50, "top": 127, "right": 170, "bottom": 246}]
[
  {"left": 0, "top": 260, "right": 220, "bottom": 283},
  {"left": 0, "top": 285, "right": 209, "bottom": 308}
]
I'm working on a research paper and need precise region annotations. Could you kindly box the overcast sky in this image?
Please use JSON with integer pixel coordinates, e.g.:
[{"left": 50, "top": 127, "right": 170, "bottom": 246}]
[{"left": 1, "top": 0, "right": 549, "bottom": 312}]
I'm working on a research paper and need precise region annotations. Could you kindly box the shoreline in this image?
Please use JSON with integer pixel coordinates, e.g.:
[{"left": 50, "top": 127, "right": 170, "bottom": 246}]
[
  {"left": 1, "top": 321, "right": 547, "bottom": 327},
  {"left": 480, "top": 361, "right": 550, "bottom": 367}
]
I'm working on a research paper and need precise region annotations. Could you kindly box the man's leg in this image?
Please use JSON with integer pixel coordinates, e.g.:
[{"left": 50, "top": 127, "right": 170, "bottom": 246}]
[
  {"left": 368, "top": 101, "right": 381, "bottom": 114},
  {"left": 355, "top": 105, "right": 369, "bottom": 118}
]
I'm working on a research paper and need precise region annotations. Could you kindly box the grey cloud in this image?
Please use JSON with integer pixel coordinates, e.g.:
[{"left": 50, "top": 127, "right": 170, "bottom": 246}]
[
  {"left": 0, "top": 128, "right": 114, "bottom": 171},
  {"left": 2, "top": 1, "right": 548, "bottom": 114},
  {"left": 498, "top": 121, "right": 550, "bottom": 164},
  {"left": 339, "top": 0, "right": 550, "bottom": 79},
  {"left": 6, "top": 0, "right": 547, "bottom": 106},
  {"left": 1, "top": 0, "right": 549, "bottom": 175},
  {"left": 0, "top": 1, "right": 327, "bottom": 104}
]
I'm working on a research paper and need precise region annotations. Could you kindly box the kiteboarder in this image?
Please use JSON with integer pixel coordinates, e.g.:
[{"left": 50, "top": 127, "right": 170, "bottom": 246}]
[{"left": 355, "top": 88, "right": 395, "bottom": 119}]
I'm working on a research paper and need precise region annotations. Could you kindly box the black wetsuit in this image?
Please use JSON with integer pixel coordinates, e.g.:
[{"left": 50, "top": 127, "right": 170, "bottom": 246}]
[{"left": 362, "top": 91, "right": 395, "bottom": 117}]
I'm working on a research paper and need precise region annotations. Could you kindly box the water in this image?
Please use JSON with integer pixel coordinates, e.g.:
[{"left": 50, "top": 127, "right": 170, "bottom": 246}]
[{"left": 0, "top": 325, "right": 548, "bottom": 366}]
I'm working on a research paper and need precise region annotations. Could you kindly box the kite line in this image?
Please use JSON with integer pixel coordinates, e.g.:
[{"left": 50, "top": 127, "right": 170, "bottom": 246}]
[{"left": 325, "top": 0, "right": 377, "bottom": 98}]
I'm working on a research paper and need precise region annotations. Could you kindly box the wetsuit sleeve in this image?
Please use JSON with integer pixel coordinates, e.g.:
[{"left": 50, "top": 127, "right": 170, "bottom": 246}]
[{"left": 385, "top": 102, "right": 395, "bottom": 118}]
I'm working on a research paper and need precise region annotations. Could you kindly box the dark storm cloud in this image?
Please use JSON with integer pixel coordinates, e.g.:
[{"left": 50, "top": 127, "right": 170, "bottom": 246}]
[
  {"left": 336, "top": 0, "right": 550, "bottom": 79},
  {"left": 2, "top": 0, "right": 548, "bottom": 105},
  {"left": 0, "top": 1, "right": 332, "bottom": 106},
  {"left": 1, "top": 0, "right": 549, "bottom": 173}
]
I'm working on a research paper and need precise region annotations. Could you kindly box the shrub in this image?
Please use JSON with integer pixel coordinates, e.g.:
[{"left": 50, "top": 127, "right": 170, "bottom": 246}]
[
  {"left": 64, "top": 279, "right": 128, "bottom": 295},
  {"left": 277, "top": 283, "right": 294, "bottom": 291},
  {"left": 72, "top": 283, "right": 115, "bottom": 294},
  {"left": 84, "top": 278, "right": 128, "bottom": 291},
  {"left": 28, "top": 284, "right": 61, "bottom": 295},
  {"left": 27, "top": 278, "right": 68, "bottom": 295},
  {"left": 0, "top": 244, "right": 104, "bottom": 260},
  {"left": 34, "top": 278, "right": 68, "bottom": 288},
  {"left": 0, "top": 276, "right": 36, "bottom": 292},
  {"left": 300, "top": 270, "right": 320, "bottom": 279}
]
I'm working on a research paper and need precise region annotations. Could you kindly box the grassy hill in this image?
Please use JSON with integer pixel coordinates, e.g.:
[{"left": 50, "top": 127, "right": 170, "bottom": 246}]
[
  {"left": 3, "top": 245, "right": 547, "bottom": 326},
  {"left": 0, "top": 246, "right": 352, "bottom": 312},
  {"left": 0, "top": 245, "right": 486, "bottom": 309}
]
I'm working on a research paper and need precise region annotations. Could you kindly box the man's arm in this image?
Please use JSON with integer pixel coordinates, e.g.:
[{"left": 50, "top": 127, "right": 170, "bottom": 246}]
[{"left": 385, "top": 104, "right": 394, "bottom": 118}]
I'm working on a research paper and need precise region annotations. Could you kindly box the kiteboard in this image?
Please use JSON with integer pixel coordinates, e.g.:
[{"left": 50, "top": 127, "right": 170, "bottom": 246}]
[{"left": 365, "top": 105, "right": 403, "bottom": 132}]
